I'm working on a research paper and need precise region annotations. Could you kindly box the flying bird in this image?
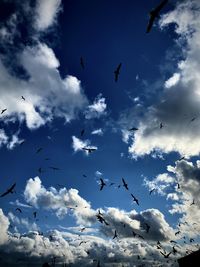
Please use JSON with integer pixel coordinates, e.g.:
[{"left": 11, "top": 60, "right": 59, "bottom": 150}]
[
  {"left": 113, "top": 230, "right": 118, "bottom": 239},
  {"left": 21, "top": 96, "right": 25, "bottom": 101},
  {"left": 80, "top": 57, "right": 84, "bottom": 69},
  {"left": 131, "top": 194, "right": 139, "bottom": 205},
  {"left": 146, "top": 0, "right": 168, "bottom": 33},
  {"left": 1, "top": 108, "right": 7, "bottom": 114},
  {"left": 96, "top": 214, "right": 109, "bottom": 225},
  {"left": 15, "top": 208, "right": 22, "bottom": 213},
  {"left": 80, "top": 129, "right": 85, "bottom": 137},
  {"left": 160, "top": 122, "right": 163, "bottom": 129},
  {"left": 83, "top": 174, "right": 87, "bottom": 178},
  {"left": 80, "top": 227, "right": 86, "bottom": 232},
  {"left": 129, "top": 127, "right": 138, "bottom": 131},
  {"left": 36, "top": 147, "right": 42, "bottom": 153},
  {"left": 160, "top": 251, "right": 172, "bottom": 258},
  {"left": 178, "top": 156, "right": 185, "bottom": 161},
  {"left": 175, "top": 231, "right": 180, "bottom": 236},
  {"left": 190, "top": 199, "right": 195, "bottom": 206},
  {"left": 122, "top": 178, "right": 129, "bottom": 190},
  {"left": 33, "top": 211, "right": 37, "bottom": 218},
  {"left": 49, "top": 166, "right": 60, "bottom": 170},
  {"left": 0, "top": 183, "right": 16, "bottom": 197},
  {"left": 99, "top": 178, "right": 106, "bottom": 191},
  {"left": 82, "top": 147, "right": 97, "bottom": 153},
  {"left": 114, "top": 63, "right": 122, "bottom": 82},
  {"left": 149, "top": 188, "right": 155, "bottom": 195}
]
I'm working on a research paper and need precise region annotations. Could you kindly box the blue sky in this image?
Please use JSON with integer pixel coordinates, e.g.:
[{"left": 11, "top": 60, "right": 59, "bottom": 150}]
[{"left": 0, "top": 0, "right": 200, "bottom": 266}]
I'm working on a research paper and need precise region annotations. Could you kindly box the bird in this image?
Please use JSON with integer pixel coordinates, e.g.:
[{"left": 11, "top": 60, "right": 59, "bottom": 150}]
[
  {"left": 33, "top": 211, "right": 37, "bottom": 218},
  {"left": 79, "top": 241, "right": 87, "bottom": 245},
  {"left": 36, "top": 147, "right": 42, "bottom": 153},
  {"left": 129, "top": 127, "right": 138, "bottom": 131},
  {"left": 114, "top": 63, "right": 122, "bottom": 82},
  {"left": 145, "top": 223, "right": 150, "bottom": 233},
  {"left": 80, "top": 227, "right": 86, "bottom": 232},
  {"left": 177, "top": 183, "right": 180, "bottom": 190},
  {"left": 80, "top": 129, "right": 85, "bottom": 137},
  {"left": 99, "top": 178, "right": 106, "bottom": 191},
  {"left": 21, "top": 96, "right": 25, "bottom": 101},
  {"left": 109, "top": 182, "right": 115, "bottom": 186},
  {"left": 190, "top": 199, "right": 195, "bottom": 206},
  {"left": 175, "top": 231, "right": 180, "bottom": 236},
  {"left": 146, "top": 0, "right": 168, "bottom": 33},
  {"left": 160, "top": 251, "right": 171, "bottom": 258},
  {"left": 15, "top": 208, "right": 22, "bottom": 213},
  {"left": 178, "top": 156, "right": 185, "bottom": 161},
  {"left": 0, "top": 183, "right": 16, "bottom": 197},
  {"left": 80, "top": 57, "right": 84, "bottom": 69},
  {"left": 1, "top": 108, "right": 7, "bottom": 114},
  {"left": 96, "top": 214, "right": 109, "bottom": 225},
  {"left": 149, "top": 188, "right": 155, "bottom": 195},
  {"left": 82, "top": 147, "right": 97, "bottom": 153},
  {"left": 172, "top": 246, "right": 178, "bottom": 254},
  {"left": 82, "top": 174, "right": 87, "bottom": 178},
  {"left": 38, "top": 167, "right": 43, "bottom": 173},
  {"left": 131, "top": 194, "right": 139, "bottom": 205},
  {"left": 160, "top": 122, "right": 163, "bottom": 129},
  {"left": 19, "top": 140, "right": 25, "bottom": 146},
  {"left": 190, "top": 117, "right": 196, "bottom": 122},
  {"left": 122, "top": 178, "right": 129, "bottom": 190},
  {"left": 113, "top": 230, "right": 118, "bottom": 239},
  {"left": 190, "top": 238, "right": 194, "bottom": 242}
]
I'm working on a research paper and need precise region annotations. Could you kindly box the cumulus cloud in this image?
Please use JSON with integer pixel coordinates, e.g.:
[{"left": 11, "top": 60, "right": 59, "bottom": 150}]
[
  {"left": 34, "top": 0, "right": 62, "bottom": 31},
  {"left": 85, "top": 94, "right": 107, "bottom": 119},
  {"left": 144, "top": 159, "right": 200, "bottom": 238},
  {"left": 122, "top": 0, "right": 200, "bottom": 158},
  {"left": 0, "top": 209, "right": 9, "bottom": 245},
  {"left": 91, "top": 128, "right": 104, "bottom": 136}
]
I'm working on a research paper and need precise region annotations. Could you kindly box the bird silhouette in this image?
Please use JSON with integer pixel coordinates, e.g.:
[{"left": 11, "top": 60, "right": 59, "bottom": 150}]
[
  {"left": 15, "top": 208, "right": 22, "bottom": 213},
  {"left": 160, "top": 122, "right": 163, "bottom": 129},
  {"left": 1, "top": 108, "right": 7, "bottom": 114},
  {"left": 146, "top": 0, "right": 168, "bottom": 33},
  {"left": 96, "top": 214, "right": 109, "bottom": 225},
  {"left": 132, "top": 231, "right": 137, "bottom": 237},
  {"left": 129, "top": 127, "right": 138, "bottom": 131},
  {"left": 131, "top": 194, "right": 139, "bottom": 205},
  {"left": 81, "top": 129, "right": 85, "bottom": 137},
  {"left": 114, "top": 63, "right": 122, "bottom": 82},
  {"left": 177, "top": 183, "right": 180, "bottom": 189},
  {"left": 33, "top": 211, "right": 37, "bottom": 218},
  {"left": 190, "top": 199, "right": 195, "bottom": 206},
  {"left": 99, "top": 178, "right": 106, "bottom": 191},
  {"left": 175, "top": 230, "right": 180, "bottom": 236},
  {"left": 160, "top": 251, "right": 171, "bottom": 258},
  {"left": 80, "top": 227, "right": 86, "bottom": 232},
  {"left": 83, "top": 174, "right": 87, "bottom": 178},
  {"left": 21, "top": 96, "right": 25, "bottom": 101},
  {"left": 36, "top": 147, "right": 42, "bottom": 153},
  {"left": 113, "top": 230, "right": 118, "bottom": 239},
  {"left": 82, "top": 147, "right": 97, "bottom": 153},
  {"left": 172, "top": 246, "right": 178, "bottom": 254},
  {"left": 149, "top": 188, "right": 155, "bottom": 195},
  {"left": 122, "top": 178, "right": 129, "bottom": 190},
  {"left": 0, "top": 183, "right": 16, "bottom": 197},
  {"left": 80, "top": 57, "right": 84, "bottom": 69}
]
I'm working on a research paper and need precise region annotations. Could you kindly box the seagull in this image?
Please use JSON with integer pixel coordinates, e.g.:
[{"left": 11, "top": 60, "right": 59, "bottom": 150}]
[
  {"left": 190, "top": 117, "right": 196, "bottom": 122},
  {"left": 160, "top": 122, "right": 163, "bottom": 129},
  {"left": 80, "top": 57, "right": 84, "bottom": 69},
  {"left": 21, "top": 96, "right": 25, "bottom": 101},
  {"left": 177, "top": 183, "right": 180, "bottom": 190},
  {"left": 146, "top": 0, "right": 168, "bottom": 33},
  {"left": 36, "top": 147, "right": 42, "bottom": 153},
  {"left": 96, "top": 214, "right": 109, "bottom": 225},
  {"left": 83, "top": 174, "right": 87, "bottom": 178},
  {"left": 81, "top": 129, "right": 85, "bottom": 137},
  {"left": 131, "top": 194, "right": 139, "bottom": 205},
  {"left": 160, "top": 251, "right": 172, "bottom": 258},
  {"left": 33, "top": 211, "right": 37, "bottom": 219},
  {"left": 99, "top": 178, "right": 106, "bottom": 191},
  {"left": 172, "top": 246, "right": 178, "bottom": 254},
  {"left": 190, "top": 238, "right": 194, "bottom": 242},
  {"left": 122, "top": 178, "right": 129, "bottom": 190},
  {"left": 132, "top": 231, "right": 137, "bottom": 237},
  {"left": 1, "top": 108, "right": 7, "bottom": 114},
  {"left": 190, "top": 199, "right": 195, "bottom": 206},
  {"left": 175, "top": 231, "right": 180, "bottom": 236},
  {"left": 0, "top": 183, "right": 16, "bottom": 197},
  {"left": 80, "top": 227, "right": 86, "bottom": 232},
  {"left": 149, "top": 188, "right": 155, "bottom": 195},
  {"left": 129, "top": 127, "right": 138, "bottom": 131},
  {"left": 113, "top": 230, "right": 118, "bottom": 239},
  {"left": 178, "top": 156, "right": 185, "bottom": 161},
  {"left": 15, "top": 208, "right": 22, "bottom": 213},
  {"left": 114, "top": 63, "right": 122, "bottom": 82},
  {"left": 82, "top": 147, "right": 97, "bottom": 153}
]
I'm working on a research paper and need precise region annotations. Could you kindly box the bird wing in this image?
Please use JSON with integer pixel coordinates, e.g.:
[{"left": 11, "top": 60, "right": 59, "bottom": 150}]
[
  {"left": 154, "top": 0, "right": 168, "bottom": 14},
  {"left": 146, "top": 15, "right": 155, "bottom": 33}
]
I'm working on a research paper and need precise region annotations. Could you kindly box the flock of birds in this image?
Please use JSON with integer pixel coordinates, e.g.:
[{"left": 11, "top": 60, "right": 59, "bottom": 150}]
[{"left": 0, "top": 0, "right": 199, "bottom": 266}]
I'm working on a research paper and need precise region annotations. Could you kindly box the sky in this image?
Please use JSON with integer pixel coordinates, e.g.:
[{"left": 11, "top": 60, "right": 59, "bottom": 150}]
[{"left": 0, "top": 0, "right": 200, "bottom": 266}]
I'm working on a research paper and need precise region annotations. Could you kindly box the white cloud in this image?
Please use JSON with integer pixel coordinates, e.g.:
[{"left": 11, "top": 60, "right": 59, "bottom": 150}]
[
  {"left": 34, "top": 0, "right": 62, "bottom": 31},
  {"left": 0, "top": 209, "right": 9, "bottom": 245},
  {"left": 85, "top": 94, "right": 107, "bottom": 119},
  {"left": 122, "top": 0, "right": 200, "bottom": 158}
]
